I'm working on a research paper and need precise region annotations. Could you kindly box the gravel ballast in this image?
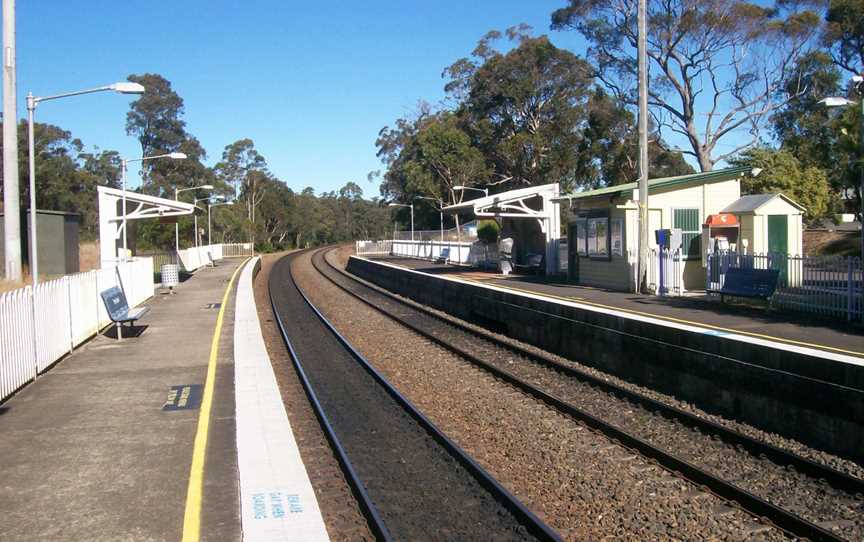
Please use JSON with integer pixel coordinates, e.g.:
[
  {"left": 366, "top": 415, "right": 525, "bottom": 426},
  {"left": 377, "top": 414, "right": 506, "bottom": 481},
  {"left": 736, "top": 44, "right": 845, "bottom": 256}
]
[{"left": 293, "top": 248, "right": 790, "bottom": 541}]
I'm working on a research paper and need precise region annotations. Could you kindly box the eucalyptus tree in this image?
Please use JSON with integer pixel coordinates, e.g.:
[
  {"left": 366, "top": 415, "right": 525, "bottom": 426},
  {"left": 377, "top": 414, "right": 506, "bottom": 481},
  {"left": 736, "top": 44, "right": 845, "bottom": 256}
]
[{"left": 551, "top": 0, "right": 824, "bottom": 171}]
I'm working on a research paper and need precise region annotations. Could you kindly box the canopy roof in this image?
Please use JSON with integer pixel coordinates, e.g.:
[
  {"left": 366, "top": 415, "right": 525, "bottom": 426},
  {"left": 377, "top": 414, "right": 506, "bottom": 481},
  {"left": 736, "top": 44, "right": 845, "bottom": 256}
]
[
  {"left": 443, "top": 183, "right": 559, "bottom": 216},
  {"left": 553, "top": 166, "right": 753, "bottom": 202}
]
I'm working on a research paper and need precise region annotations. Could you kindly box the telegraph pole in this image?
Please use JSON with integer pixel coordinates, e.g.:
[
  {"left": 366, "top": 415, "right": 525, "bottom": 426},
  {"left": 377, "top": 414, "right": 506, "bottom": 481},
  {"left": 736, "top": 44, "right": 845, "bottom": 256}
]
[
  {"left": 3, "top": 0, "right": 21, "bottom": 281},
  {"left": 636, "top": 0, "right": 650, "bottom": 293}
]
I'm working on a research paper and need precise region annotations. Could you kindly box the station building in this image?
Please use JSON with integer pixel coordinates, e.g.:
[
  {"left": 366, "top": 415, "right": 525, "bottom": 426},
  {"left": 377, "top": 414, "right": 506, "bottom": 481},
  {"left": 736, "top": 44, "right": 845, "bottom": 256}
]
[{"left": 554, "top": 166, "right": 805, "bottom": 292}]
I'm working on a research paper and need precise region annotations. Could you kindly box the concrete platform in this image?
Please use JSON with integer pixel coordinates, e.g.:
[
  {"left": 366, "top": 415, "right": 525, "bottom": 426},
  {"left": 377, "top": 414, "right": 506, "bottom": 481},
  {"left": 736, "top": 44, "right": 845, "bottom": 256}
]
[
  {"left": 378, "top": 257, "right": 864, "bottom": 359},
  {"left": 348, "top": 255, "right": 864, "bottom": 462},
  {"left": 0, "top": 259, "right": 246, "bottom": 541}
]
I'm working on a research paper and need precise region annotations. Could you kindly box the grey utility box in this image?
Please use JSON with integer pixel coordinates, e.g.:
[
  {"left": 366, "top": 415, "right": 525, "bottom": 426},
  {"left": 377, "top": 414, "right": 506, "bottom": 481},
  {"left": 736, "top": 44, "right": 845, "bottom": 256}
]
[{"left": 0, "top": 210, "right": 80, "bottom": 277}]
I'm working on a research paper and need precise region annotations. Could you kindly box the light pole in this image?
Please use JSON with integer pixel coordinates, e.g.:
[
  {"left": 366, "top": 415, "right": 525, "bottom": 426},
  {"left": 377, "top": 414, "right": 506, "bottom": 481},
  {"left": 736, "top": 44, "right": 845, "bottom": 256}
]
[
  {"left": 208, "top": 199, "right": 233, "bottom": 245},
  {"left": 26, "top": 81, "right": 144, "bottom": 284},
  {"left": 175, "top": 184, "right": 214, "bottom": 251},
  {"left": 821, "top": 74, "right": 864, "bottom": 264},
  {"left": 388, "top": 203, "right": 414, "bottom": 241},
  {"left": 417, "top": 196, "right": 444, "bottom": 243},
  {"left": 193, "top": 195, "right": 221, "bottom": 247},
  {"left": 120, "top": 152, "right": 187, "bottom": 260}
]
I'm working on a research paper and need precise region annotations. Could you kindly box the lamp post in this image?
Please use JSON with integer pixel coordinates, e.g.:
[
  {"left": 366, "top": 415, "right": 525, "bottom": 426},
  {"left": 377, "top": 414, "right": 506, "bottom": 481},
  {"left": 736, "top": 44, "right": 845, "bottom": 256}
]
[
  {"left": 821, "top": 74, "right": 864, "bottom": 265},
  {"left": 193, "top": 195, "right": 222, "bottom": 247},
  {"left": 208, "top": 199, "right": 233, "bottom": 245},
  {"left": 174, "top": 183, "right": 214, "bottom": 251},
  {"left": 120, "top": 152, "right": 187, "bottom": 260},
  {"left": 26, "top": 81, "right": 144, "bottom": 284},
  {"left": 417, "top": 196, "right": 444, "bottom": 243},
  {"left": 388, "top": 203, "right": 414, "bottom": 241}
]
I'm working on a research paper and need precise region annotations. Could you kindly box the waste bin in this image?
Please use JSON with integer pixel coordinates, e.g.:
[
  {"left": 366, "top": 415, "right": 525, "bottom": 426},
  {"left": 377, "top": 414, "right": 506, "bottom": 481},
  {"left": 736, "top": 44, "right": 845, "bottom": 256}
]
[{"left": 161, "top": 263, "right": 180, "bottom": 292}]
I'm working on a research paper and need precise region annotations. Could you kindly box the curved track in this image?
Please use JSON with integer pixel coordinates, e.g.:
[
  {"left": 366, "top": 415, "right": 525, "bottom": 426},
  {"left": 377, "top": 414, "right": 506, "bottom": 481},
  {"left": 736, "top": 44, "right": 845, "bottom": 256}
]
[
  {"left": 268, "top": 251, "right": 561, "bottom": 541},
  {"left": 315, "top": 247, "right": 864, "bottom": 542}
]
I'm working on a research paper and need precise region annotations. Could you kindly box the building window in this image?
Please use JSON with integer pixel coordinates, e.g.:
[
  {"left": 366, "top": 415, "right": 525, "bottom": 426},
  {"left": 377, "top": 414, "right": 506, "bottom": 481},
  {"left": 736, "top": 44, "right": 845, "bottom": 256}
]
[
  {"left": 673, "top": 208, "right": 701, "bottom": 259},
  {"left": 575, "top": 219, "right": 587, "bottom": 255},
  {"left": 588, "top": 217, "right": 608, "bottom": 257},
  {"left": 611, "top": 219, "right": 623, "bottom": 256}
]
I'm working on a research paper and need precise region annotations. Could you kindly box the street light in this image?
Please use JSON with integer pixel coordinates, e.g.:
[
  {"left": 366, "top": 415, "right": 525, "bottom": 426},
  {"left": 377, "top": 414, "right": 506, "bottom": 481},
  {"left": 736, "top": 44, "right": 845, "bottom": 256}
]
[
  {"left": 417, "top": 196, "right": 445, "bottom": 243},
  {"left": 26, "top": 81, "right": 145, "bottom": 284},
  {"left": 208, "top": 199, "right": 234, "bottom": 246},
  {"left": 175, "top": 183, "right": 214, "bottom": 251},
  {"left": 193, "top": 195, "right": 223, "bottom": 247},
  {"left": 821, "top": 74, "right": 864, "bottom": 265},
  {"left": 388, "top": 202, "right": 414, "bottom": 241},
  {"left": 120, "top": 152, "right": 187, "bottom": 259},
  {"left": 452, "top": 185, "right": 488, "bottom": 197}
]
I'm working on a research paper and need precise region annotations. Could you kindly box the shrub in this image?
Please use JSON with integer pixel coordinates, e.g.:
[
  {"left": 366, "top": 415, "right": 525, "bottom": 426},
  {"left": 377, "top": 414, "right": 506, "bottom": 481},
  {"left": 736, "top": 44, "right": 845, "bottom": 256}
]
[{"left": 477, "top": 220, "right": 500, "bottom": 244}]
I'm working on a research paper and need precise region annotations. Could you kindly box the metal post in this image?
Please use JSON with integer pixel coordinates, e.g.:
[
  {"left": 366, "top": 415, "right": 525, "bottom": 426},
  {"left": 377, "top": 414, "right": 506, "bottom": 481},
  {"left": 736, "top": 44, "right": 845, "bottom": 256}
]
[
  {"left": 27, "top": 93, "right": 38, "bottom": 285},
  {"left": 3, "top": 0, "right": 21, "bottom": 281},
  {"left": 121, "top": 159, "right": 128, "bottom": 261},
  {"left": 208, "top": 204, "right": 212, "bottom": 246},
  {"left": 410, "top": 204, "right": 414, "bottom": 242},
  {"left": 636, "top": 0, "right": 649, "bottom": 294},
  {"left": 174, "top": 188, "right": 180, "bottom": 253},
  {"left": 194, "top": 213, "right": 199, "bottom": 248}
]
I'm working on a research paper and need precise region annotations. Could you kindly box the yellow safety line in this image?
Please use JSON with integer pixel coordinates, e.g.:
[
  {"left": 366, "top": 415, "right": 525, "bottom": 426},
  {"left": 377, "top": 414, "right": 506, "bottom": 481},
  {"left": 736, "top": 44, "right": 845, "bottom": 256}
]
[
  {"left": 452, "top": 275, "right": 864, "bottom": 359},
  {"left": 181, "top": 258, "right": 249, "bottom": 542}
]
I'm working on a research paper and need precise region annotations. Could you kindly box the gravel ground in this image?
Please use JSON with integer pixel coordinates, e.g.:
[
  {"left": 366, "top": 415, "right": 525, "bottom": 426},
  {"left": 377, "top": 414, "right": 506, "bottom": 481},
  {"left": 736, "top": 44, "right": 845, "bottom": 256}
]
[
  {"left": 272, "top": 252, "right": 543, "bottom": 541},
  {"left": 295, "top": 248, "right": 790, "bottom": 541},
  {"left": 253, "top": 253, "right": 374, "bottom": 542},
  {"left": 324, "top": 248, "right": 864, "bottom": 539},
  {"left": 334, "top": 246, "right": 864, "bottom": 483}
]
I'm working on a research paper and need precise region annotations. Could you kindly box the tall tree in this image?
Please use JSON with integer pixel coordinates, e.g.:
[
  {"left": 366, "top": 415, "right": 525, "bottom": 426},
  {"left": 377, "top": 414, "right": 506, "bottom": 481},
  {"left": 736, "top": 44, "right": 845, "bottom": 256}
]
[
  {"left": 823, "top": 0, "right": 864, "bottom": 76},
  {"left": 551, "top": 0, "right": 824, "bottom": 171},
  {"left": 445, "top": 29, "right": 594, "bottom": 190}
]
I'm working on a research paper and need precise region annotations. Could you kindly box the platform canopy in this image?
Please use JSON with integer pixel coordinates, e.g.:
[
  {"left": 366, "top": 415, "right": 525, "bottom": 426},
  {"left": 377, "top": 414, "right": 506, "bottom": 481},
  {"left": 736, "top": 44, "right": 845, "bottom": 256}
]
[
  {"left": 443, "top": 183, "right": 561, "bottom": 273},
  {"left": 98, "top": 186, "right": 196, "bottom": 266}
]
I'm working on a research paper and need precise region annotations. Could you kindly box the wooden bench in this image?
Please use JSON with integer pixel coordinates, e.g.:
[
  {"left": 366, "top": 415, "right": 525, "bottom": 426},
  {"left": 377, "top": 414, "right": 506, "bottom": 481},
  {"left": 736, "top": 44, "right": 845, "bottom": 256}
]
[
  {"left": 708, "top": 268, "right": 780, "bottom": 305},
  {"left": 100, "top": 286, "right": 150, "bottom": 341}
]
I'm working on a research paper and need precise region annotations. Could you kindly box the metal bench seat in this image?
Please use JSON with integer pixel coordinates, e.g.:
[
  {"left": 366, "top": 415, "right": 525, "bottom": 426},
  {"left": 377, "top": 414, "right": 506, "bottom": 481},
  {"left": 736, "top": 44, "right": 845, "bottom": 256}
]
[
  {"left": 708, "top": 267, "right": 780, "bottom": 304},
  {"left": 100, "top": 286, "right": 150, "bottom": 340}
]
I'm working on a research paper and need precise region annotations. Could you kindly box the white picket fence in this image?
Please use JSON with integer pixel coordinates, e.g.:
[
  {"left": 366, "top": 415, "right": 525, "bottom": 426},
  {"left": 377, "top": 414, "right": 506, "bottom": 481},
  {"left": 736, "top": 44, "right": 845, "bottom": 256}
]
[
  {"left": 0, "top": 257, "right": 154, "bottom": 403},
  {"left": 707, "top": 251, "right": 863, "bottom": 321},
  {"left": 175, "top": 243, "right": 253, "bottom": 272}
]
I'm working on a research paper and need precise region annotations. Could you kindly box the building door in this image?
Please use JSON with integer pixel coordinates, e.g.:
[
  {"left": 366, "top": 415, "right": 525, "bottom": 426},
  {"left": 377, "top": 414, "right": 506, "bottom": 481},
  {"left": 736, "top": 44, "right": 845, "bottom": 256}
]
[
  {"left": 767, "top": 215, "right": 788, "bottom": 254},
  {"left": 767, "top": 215, "right": 788, "bottom": 286},
  {"left": 567, "top": 222, "right": 579, "bottom": 283}
]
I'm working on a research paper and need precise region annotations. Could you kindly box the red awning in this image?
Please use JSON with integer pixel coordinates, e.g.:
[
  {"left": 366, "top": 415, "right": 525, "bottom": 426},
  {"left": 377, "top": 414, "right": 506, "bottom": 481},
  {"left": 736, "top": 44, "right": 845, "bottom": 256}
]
[{"left": 704, "top": 213, "right": 738, "bottom": 227}]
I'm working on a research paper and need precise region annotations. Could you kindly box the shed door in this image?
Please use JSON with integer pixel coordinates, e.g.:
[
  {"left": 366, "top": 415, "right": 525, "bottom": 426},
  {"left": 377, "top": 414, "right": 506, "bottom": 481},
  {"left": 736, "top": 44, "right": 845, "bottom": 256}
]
[{"left": 767, "top": 215, "right": 788, "bottom": 255}]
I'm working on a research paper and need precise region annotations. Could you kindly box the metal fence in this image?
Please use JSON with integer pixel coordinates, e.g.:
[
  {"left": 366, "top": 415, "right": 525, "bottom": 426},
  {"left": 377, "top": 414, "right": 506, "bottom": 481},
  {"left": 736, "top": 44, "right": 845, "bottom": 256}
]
[
  {"left": 707, "top": 251, "right": 863, "bottom": 321},
  {"left": 355, "top": 240, "right": 393, "bottom": 256},
  {"left": 1, "top": 257, "right": 154, "bottom": 403}
]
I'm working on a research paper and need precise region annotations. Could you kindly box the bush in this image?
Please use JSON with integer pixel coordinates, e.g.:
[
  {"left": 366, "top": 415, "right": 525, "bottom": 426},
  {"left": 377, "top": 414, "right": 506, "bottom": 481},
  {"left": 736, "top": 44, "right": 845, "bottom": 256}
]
[{"left": 477, "top": 220, "right": 500, "bottom": 244}]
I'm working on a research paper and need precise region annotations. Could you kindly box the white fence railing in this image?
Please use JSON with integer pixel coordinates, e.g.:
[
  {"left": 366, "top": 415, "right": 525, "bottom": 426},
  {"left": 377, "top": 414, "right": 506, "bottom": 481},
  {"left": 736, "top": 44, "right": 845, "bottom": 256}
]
[
  {"left": 390, "top": 239, "right": 476, "bottom": 264},
  {"left": 707, "top": 251, "right": 863, "bottom": 321},
  {"left": 646, "top": 249, "right": 685, "bottom": 296},
  {"left": 355, "top": 240, "right": 393, "bottom": 256},
  {"left": 1, "top": 257, "right": 155, "bottom": 403},
  {"left": 392, "top": 220, "right": 479, "bottom": 242}
]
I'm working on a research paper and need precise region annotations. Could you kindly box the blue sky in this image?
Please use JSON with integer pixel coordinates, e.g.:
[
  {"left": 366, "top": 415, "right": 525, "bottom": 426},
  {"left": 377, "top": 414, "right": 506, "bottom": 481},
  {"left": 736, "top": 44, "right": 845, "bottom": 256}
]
[{"left": 13, "top": 1, "right": 587, "bottom": 196}]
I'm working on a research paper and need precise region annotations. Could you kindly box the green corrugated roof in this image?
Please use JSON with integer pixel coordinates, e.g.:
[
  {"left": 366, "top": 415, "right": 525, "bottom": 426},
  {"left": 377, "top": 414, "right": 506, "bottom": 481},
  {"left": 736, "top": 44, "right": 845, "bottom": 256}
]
[{"left": 555, "top": 166, "right": 752, "bottom": 201}]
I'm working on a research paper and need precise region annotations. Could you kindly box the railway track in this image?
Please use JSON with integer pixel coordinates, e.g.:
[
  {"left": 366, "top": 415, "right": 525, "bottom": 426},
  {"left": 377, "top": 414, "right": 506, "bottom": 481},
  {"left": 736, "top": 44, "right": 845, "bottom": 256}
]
[
  {"left": 268, "top": 251, "right": 561, "bottom": 541},
  {"left": 313, "top": 247, "right": 864, "bottom": 541}
]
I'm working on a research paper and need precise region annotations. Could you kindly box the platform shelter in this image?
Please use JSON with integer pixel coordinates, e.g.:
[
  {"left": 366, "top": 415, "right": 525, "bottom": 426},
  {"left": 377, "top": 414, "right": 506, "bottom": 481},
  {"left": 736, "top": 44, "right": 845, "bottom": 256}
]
[{"left": 443, "top": 183, "right": 561, "bottom": 274}]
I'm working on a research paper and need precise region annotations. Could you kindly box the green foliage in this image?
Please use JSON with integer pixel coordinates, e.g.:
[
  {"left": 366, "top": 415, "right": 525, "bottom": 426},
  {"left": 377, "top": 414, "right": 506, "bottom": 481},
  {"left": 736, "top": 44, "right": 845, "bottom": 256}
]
[
  {"left": 476, "top": 220, "right": 500, "bottom": 244},
  {"left": 731, "top": 147, "right": 836, "bottom": 224},
  {"left": 823, "top": 0, "right": 864, "bottom": 75}
]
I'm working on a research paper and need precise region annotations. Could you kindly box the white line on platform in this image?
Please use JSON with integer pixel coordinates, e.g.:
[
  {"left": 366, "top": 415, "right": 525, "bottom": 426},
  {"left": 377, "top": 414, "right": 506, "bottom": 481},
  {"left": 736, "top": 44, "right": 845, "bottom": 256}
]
[{"left": 234, "top": 257, "right": 330, "bottom": 541}]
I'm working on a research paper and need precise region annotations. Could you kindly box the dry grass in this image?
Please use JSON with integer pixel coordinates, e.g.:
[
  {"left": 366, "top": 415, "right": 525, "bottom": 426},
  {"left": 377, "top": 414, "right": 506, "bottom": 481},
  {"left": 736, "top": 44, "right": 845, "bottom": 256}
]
[
  {"left": 79, "top": 241, "right": 99, "bottom": 272},
  {"left": 0, "top": 267, "right": 32, "bottom": 294}
]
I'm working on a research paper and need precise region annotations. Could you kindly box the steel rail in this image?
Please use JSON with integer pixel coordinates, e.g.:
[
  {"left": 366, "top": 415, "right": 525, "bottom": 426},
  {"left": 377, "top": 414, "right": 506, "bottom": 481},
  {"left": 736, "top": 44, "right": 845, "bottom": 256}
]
[
  {"left": 274, "top": 250, "right": 562, "bottom": 542},
  {"left": 314, "top": 248, "right": 849, "bottom": 542},
  {"left": 268, "top": 251, "right": 393, "bottom": 542}
]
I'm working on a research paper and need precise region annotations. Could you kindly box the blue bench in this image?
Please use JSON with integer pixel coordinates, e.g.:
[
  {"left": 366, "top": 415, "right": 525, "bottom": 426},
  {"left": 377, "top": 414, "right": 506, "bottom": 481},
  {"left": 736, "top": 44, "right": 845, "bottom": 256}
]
[
  {"left": 435, "top": 247, "right": 450, "bottom": 263},
  {"left": 100, "top": 286, "right": 150, "bottom": 340},
  {"left": 708, "top": 267, "right": 780, "bottom": 304}
]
